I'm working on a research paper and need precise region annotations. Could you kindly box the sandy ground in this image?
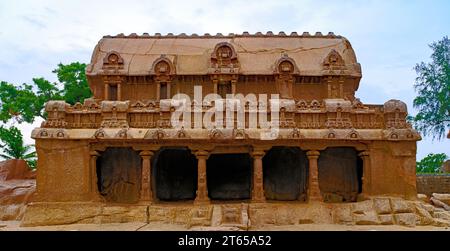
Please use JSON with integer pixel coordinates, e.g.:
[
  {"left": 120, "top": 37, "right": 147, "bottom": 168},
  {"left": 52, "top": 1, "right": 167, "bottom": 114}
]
[{"left": 1, "top": 221, "right": 449, "bottom": 231}]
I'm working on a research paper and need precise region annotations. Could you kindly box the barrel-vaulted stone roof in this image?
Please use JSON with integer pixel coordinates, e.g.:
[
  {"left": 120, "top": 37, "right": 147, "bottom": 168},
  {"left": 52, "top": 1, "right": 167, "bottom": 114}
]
[{"left": 86, "top": 32, "right": 361, "bottom": 77}]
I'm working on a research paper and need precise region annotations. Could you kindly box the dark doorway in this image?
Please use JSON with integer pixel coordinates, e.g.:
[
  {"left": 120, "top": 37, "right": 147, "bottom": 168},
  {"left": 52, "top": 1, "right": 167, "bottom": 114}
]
[
  {"left": 153, "top": 148, "right": 197, "bottom": 201},
  {"left": 160, "top": 82, "right": 168, "bottom": 99},
  {"left": 318, "top": 147, "right": 363, "bottom": 202},
  {"left": 263, "top": 147, "right": 308, "bottom": 201},
  {"left": 218, "top": 81, "right": 232, "bottom": 98},
  {"left": 207, "top": 153, "right": 252, "bottom": 200},
  {"left": 109, "top": 85, "right": 118, "bottom": 101},
  {"left": 96, "top": 147, "right": 141, "bottom": 203}
]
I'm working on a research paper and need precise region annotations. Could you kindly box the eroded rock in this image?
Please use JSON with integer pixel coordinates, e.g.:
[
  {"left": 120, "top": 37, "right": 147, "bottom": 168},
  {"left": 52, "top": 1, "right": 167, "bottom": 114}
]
[
  {"left": 430, "top": 197, "right": 450, "bottom": 211},
  {"left": 417, "top": 194, "right": 428, "bottom": 203},
  {"left": 432, "top": 193, "right": 450, "bottom": 205},
  {"left": 414, "top": 203, "right": 434, "bottom": 226},
  {"left": 433, "top": 211, "right": 450, "bottom": 221},
  {"left": 0, "top": 159, "right": 35, "bottom": 180},
  {"left": 378, "top": 214, "right": 394, "bottom": 225},
  {"left": 0, "top": 160, "right": 36, "bottom": 221},
  {"left": 373, "top": 197, "right": 391, "bottom": 214},
  {"left": 390, "top": 198, "right": 413, "bottom": 213},
  {"left": 332, "top": 205, "right": 353, "bottom": 224},
  {"left": 351, "top": 200, "right": 379, "bottom": 225},
  {"left": 394, "top": 213, "right": 416, "bottom": 227}
]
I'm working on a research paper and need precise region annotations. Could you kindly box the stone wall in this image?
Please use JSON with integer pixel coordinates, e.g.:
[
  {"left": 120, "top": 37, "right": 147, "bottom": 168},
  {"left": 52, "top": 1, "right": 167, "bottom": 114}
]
[{"left": 417, "top": 174, "right": 450, "bottom": 196}]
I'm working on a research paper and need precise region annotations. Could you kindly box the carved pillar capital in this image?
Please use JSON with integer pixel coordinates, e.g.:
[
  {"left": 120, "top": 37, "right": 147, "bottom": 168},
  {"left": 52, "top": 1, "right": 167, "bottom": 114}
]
[
  {"left": 358, "top": 151, "right": 370, "bottom": 157},
  {"left": 194, "top": 150, "right": 210, "bottom": 159},
  {"left": 139, "top": 150, "right": 155, "bottom": 157},
  {"left": 306, "top": 150, "right": 320, "bottom": 159},
  {"left": 251, "top": 150, "right": 266, "bottom": 159},
  {"left": 90, "top": 150, "right": 100, "bottom": 157}
]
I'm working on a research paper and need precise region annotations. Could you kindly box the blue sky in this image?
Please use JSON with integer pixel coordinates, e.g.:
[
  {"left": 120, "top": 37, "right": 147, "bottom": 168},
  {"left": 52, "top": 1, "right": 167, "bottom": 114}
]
[{"left": 0, "top": 0, "right": 449, "bottom": 159}]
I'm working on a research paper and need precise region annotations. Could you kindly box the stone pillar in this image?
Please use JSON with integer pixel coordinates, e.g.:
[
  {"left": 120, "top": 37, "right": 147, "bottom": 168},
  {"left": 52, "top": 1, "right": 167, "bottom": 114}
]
[
  {"left": 306, "top": 150, "right": 322, "bottom": 201},
  {"left": 167, "top": 83, "right": 171, "bottom": 99},
  {"left": 251, "top": 150, "right": 266, "bottom": 202},
  {"left": 156, "top": 82, "right": 160, "bottom": 101},
  {"left": 117, "top": 83, "right": 122, "bottom": 101},
  {"left": 139, "top": 150, "right": 154, "bottom": 203},
  {"left": 89, "top": 150, "right": 101, "bottom": 200},
  {"left": 104, "top": 84, "right": 109, "bottom": 100},
  {"left": 231, "top": 79, "right": 237, "bottom": 94},
  {"left": 358, "top": 151, "right": 371, "bottom": 195},
  {"left": 213, "top": 79, "right": 218, "bottom": 94},
  {"left": 194, "top": 150, "right": 210, "bottom": 204}
]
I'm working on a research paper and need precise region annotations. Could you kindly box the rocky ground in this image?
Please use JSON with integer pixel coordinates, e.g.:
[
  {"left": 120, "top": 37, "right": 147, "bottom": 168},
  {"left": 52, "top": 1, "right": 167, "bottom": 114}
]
[
  {"left": 1, "top": 220, "right": 449, "bottom": 231},
  {"left": 0, "top": 159, "right": 35, "bottom": 221}
]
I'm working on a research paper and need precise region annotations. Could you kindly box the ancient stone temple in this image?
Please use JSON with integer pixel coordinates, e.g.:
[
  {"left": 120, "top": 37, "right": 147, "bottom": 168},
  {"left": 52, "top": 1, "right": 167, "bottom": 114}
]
[{"left": 23, "top": 32, "right": 423, "bottom": 227}]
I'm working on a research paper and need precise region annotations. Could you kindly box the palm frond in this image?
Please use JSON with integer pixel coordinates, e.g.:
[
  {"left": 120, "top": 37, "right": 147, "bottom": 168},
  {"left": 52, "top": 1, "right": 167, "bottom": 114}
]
[{"left": 0, "top": 154, "right": 14, "bottom": 160}]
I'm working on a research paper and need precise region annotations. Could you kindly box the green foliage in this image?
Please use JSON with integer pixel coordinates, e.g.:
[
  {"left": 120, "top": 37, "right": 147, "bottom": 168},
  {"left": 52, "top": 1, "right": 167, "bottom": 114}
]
[
  {"left": 0, "top": 126, "right": 36, "bottom": 169},
  {"left": 0, "top": 62, "right": 90, "bottom": 124},
  {"left": 416, "top": 153, "right": 448, "bottom": 173},
  {"left": 412, "top": 36, "right": 450, "bottom": 140},
  {"left": 0, "top": 81, "right": 39, "bottom": 123},
  {"left": 53, "top": 62, "right": 91, "bottom": 105}
]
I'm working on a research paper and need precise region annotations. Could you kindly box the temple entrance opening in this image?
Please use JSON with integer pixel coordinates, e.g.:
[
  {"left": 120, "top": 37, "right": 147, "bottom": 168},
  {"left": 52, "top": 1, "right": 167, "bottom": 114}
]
[
  {"left": 206, "top": 153, "right": 252, "bottom": 200},
  {"left": 153, "top": 147, "right": 198, "bottom": 201},
  {"left": 318, "top": 147, "right": 363, "bottom": 202},
  {"left": 96, "top": 147, "right": 141, "bottom": 203},
  {"left": 263, "top": 147, "right": 308, "bottom": 201}
]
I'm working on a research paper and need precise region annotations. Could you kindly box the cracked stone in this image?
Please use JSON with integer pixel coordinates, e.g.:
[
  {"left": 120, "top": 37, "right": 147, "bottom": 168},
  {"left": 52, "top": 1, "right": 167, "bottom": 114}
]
[
  {"left": 414, "top": 204, "right": 434, "bottom": 226},
  {"left": 433, "top": 211, "right": 450, "bottom": 221},
  {"left": 332, "top": 205, "right": 352, "bottom": 224},
  {"left": 373, "top": 198, "right": 391, "bottom": 214},
  {"left": 394, "top": 213, "right": 416, "bottom": 227},
  {"left": 432, "top": 193, "right": 450, "bottom": 205},
  {"left": 351, "top": 200, "right": 373, "bottom": 214},
  {"left": 378, "top": 214, "right": 393, "bottom": 225},
  {"left": 353, "top": 210, "right": 380, "bottom": 225},
  {"left": 390, "top": 198, "right": 412, "bottom": 213}
]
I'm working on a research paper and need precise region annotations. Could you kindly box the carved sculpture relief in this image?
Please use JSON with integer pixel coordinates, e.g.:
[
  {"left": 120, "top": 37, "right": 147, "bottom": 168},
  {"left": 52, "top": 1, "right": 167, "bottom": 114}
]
[
  {"left": 274, "top": 54, "right": 298, "bottom": 99},
  {"left": 102, "top": 51, "right": 124, "bottom": 70},
  {"left": 323, "top": 49, "right": 345, "bottom": 71}
]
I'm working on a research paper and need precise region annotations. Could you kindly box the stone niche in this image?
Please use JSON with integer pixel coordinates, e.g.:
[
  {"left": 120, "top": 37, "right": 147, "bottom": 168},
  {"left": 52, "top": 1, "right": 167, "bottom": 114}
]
[
  {"left": 153, "top": 148, "right": 198, "bottom": 201},
  {"left": 207, "top": 153, "right": 252, "bottom": 200},
  {"left": 318, "top": 147, "right": 363, "bottom": 202},
  {"left": 96, "top": 147, "right": 141, "bottom": 203},
  {"left": 263, "top": 147, "right": 308, "bottom": 201}
]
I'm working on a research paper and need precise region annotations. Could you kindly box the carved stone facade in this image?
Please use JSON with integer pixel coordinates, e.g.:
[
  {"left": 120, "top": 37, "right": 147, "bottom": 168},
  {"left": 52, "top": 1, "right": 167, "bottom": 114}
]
[{"left": 24, "top": 32, "right": 422, "bottom": 226}]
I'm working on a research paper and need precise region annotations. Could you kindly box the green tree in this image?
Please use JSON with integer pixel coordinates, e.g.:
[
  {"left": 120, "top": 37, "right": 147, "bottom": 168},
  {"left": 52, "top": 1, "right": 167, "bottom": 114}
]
[
  {"left": 416, "top": 153, "right": 448, "bottom": 173},
  {"left": 0, "top": 81, "right": 39, "bottom": 123},
  {"left": 0, "top": 62, "right": 90, "bottom": 124},
  {"left": 54, "top": 62, "right": 91, "bottom": 105},
  {"left": 412, "top": 36, "right": 450, "bottom": 140},
  {"left": 0, "top": 126, "right": 36, "bottom": 169}
]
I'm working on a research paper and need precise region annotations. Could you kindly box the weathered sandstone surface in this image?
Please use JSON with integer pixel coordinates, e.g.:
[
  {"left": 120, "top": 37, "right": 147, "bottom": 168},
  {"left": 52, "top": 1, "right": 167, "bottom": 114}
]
[
  {"left": 0, "top": 160, "right": 36, "bottom": 220},
  {"left": 21, "top": 196, "right": 450, "bottom": 229}
]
